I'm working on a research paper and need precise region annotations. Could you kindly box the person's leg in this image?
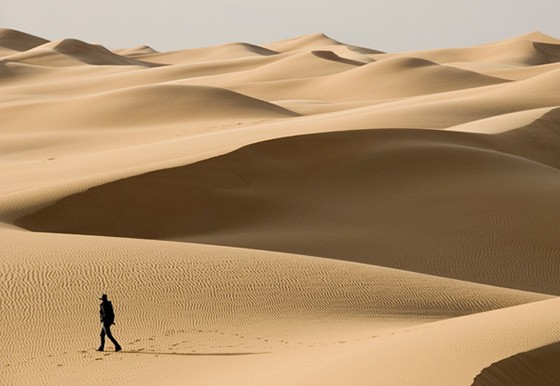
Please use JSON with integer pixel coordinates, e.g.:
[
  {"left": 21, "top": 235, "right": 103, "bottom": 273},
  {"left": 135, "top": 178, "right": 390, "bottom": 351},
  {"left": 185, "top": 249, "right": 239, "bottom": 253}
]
[
  {"left": 98, "top": 326, "right": 106, "bottom": 351},
  {"left": 104, "top": 324, "right": 121, "bottom": 351}
]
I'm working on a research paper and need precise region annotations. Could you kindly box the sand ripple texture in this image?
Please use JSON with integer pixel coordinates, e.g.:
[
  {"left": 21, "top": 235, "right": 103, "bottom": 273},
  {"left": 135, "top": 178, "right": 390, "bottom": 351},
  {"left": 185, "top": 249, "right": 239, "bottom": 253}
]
[
  {"left": 0, "top": 227, "right": 548, "bottom": 384},
  {"left": 3, "top": 28, "right": 560, "bottom": 385},
  {"left": 16, "top": 121, "right": 560, "bottom": 294}
]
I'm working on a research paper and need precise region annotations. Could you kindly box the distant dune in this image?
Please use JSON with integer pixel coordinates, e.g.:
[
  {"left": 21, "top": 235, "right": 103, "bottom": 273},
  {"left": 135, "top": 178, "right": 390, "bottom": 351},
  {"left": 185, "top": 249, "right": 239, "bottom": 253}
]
[
  {"left": 0, "top": 28, "right": 49, "bottom": 51},
  {"left": 3, "top": 38, "right": 159, "bottom": 67},
  {"left": 2, "top": 29, "right": 560, "bottom": 385}
]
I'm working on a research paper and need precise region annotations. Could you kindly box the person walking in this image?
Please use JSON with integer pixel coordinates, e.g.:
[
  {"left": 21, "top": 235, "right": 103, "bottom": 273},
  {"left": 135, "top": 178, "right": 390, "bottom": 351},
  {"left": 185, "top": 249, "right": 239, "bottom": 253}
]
[{"left": 97, "top": 293, "right": 122, "bottom": 352}]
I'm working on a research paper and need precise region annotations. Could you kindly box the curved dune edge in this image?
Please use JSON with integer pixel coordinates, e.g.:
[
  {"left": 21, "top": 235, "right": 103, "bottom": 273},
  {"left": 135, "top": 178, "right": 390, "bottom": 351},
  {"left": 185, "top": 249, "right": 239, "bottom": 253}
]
[
  {"left": 0, "top": 28, "right": 48, "bottom": 51},
  {"left": 446, "top": 106, "right": 556, "bottom": 134},
  {"left": 380, "top": 31, "right": 560, "bottom": 66},
  {"left": 252, "top": 298, "right": 560, "bottom": 386},
  {"left": 472, "top": 340, "right": 560, "bottom": 386},
  {"left": 0, "top": 227, "right": 549, "bottom": 385},
  {"left": 0, "top": 84, "right": 298, "bottom": 131},
  {"left": 15, "top": 121, "right": 560, "bottom": 294}
]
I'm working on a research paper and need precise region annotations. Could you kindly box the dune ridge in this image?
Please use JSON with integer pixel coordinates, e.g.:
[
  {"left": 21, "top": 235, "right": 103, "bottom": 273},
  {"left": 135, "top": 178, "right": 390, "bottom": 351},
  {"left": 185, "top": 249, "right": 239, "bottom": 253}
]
[
  {"left": 2, "top": 38, "right": 159, "bottom": 67},
  {"left": 0, "top": 84, "right": 298, "bottom": 131},
  {"left": 379, "top": 31, "right": 560, "bottom": 66},
  {"left": 2, "top": 28, "right": 560, "bottom": 385},
  {"left": 15, "top": 124, "right": 560, "bottom": 294},
  {"left": 0, "top": 28, "right": 49, "bottom": 51}
]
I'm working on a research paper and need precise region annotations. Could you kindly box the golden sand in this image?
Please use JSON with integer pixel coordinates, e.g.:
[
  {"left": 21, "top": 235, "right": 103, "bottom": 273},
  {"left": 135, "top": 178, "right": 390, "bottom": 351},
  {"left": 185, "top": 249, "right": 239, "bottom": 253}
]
[{"left": 2, "top": 29, "right": 560, "bottom": 385}]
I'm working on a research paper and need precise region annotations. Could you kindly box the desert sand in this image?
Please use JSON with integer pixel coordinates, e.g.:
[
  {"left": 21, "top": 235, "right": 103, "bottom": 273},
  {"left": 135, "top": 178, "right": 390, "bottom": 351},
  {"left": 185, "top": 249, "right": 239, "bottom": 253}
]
[{"left": 2, "top": 28, "right": 560, "bottom": 385}]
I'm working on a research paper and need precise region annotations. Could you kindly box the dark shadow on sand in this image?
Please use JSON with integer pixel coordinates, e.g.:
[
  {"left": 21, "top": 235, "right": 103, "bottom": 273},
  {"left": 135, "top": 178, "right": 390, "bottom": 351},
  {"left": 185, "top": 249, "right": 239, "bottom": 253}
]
[{"left": 119, "top": 350, "right": 270, "bottom": 356}]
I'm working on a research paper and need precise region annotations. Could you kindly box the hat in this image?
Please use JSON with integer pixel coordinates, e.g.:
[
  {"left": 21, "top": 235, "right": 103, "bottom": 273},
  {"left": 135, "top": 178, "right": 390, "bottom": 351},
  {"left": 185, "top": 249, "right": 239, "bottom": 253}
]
[{"left": 99, "top": 294, "right": 108, "bottom": 300}]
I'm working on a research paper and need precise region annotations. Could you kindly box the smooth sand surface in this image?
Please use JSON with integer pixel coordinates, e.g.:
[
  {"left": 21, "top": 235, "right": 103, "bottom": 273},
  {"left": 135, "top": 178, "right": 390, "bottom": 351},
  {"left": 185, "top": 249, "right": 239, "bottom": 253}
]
[{"left": 2, "top": 28, "right": 560, "bottom": 385}]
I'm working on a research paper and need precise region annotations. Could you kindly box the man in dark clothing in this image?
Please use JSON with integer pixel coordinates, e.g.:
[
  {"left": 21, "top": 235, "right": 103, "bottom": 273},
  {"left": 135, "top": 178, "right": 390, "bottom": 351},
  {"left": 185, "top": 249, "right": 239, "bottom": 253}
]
[{"left": 97, "top": 294, "right": 122, "bottom": 352}]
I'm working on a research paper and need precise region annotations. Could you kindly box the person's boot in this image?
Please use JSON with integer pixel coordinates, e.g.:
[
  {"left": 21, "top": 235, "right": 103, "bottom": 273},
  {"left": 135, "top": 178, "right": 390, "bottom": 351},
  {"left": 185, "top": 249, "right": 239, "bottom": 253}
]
[
  {"left": 115, "top": 345, "right": 122, "bottom": 352},
  {"left": 97, "top": 346, "right": 104, "bottom": 352}
]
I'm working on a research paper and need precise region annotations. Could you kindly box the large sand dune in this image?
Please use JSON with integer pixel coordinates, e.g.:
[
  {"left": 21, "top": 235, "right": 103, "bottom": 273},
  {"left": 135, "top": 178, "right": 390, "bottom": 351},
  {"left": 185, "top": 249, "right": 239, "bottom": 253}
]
[{"left": 2, "top": 29, "right": 560, "bottom": 385}]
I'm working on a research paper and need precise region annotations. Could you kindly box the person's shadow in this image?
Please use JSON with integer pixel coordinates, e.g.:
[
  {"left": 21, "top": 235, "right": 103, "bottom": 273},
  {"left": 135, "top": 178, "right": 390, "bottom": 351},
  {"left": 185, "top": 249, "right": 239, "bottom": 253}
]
[{"left": 116, "top": 350, "right": 270, "bottom": 356}]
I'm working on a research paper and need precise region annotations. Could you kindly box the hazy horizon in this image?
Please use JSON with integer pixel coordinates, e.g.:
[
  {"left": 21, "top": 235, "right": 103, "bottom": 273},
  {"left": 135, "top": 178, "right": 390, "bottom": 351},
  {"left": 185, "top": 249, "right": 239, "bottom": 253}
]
[{"left": 1, "top": 0, "right": 559, "bottom": 52}]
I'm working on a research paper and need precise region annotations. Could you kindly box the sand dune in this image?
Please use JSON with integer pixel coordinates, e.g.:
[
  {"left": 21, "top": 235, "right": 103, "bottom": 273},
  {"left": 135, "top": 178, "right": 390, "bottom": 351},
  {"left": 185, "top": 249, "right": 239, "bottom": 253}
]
[
  {"left": 265, "top": 33, "right": 343, "bottom": 52},
  {"left": 180, "top": 50, "right": 363, "bottom": 89},
  {"left": 115, "top": 45, "right": 159, "bottom": 57},
  {"left": 0, "top": 227, "right": 549, "bottom": 385},
  {"left": 446, "top": 106, "right": 556, "bottom": 134},
  {"left": 3, "top": 38, "right": 159, "bottom": 67},
  {"left": 310, "top": 56, "right": 509, "bottom": 100},
  {"left": 0, "top": 84, "right": 298, "bottom": 131},
  {"left": 3, "top": 29, "right": 560, "bottom": 385},
  {"left": 136, "top": 42, "right": 278, "bottom": 65},
  {"left": 16, "top": 126, "right": 560, "bottom": 294},
  {"left": 193, "top": 55, "right": 506, "bottom": 102},
  {"left": 0, "top": 28, "right": 49, "bottom": 51},
  {"left": 268, "top": 297, "right": 560, "bottom": 386},
  {"left": 380, "top": 31, "right": 560, "bottom": 66}
]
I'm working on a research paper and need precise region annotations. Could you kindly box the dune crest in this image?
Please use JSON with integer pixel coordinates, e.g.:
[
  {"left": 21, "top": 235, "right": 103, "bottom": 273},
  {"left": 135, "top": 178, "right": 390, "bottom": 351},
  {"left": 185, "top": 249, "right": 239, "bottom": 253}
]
[
  {"left": 265, "top": 32, "right": 340, "bottom": 51},
  {"left": 116, "top": 44, "right": 159, "bottom": 57},
  {"left": 0, "top": 28, "right": 49, "bottom": 51},
  {"left": 381, "top": 31, "right": 560, "bottom": 66},
  {"left": 0, "top": 84, "right": 298, "bottom": 131}
]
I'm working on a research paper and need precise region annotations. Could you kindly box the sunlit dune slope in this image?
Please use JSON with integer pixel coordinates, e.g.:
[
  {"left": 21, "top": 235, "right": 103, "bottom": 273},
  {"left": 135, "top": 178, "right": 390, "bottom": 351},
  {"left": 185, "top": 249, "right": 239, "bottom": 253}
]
[
  {"left": 0, "top": 226, "right": 548, "bottom": 385},
  {"left": 0, "top": 84, "right": 298, "bottom": 130},
  {"left": 269, "top": 298, "right": 560, "bottom": 386},
  {"left": 309, "top": 56, "right": 509, "bottom": 100},
  {"left": 265, "top": 32, "right": 382, "bottom": 55},
  {"left": 380, "top": 32, "right": 560, "bottom": 66},
  {"left": 115, "top": 45, "right": 159, "bottom": 57}
]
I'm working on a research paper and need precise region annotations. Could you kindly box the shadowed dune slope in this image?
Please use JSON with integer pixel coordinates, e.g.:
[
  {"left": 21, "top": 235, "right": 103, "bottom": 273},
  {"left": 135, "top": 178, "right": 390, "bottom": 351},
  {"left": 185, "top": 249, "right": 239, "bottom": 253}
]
[
  {"left": 136, "top": 42, "right": 278, "bottom": 65},
  {"left": 0, "top": 28, "right": 49, "bottom": 51},
  {"left": 181, "top": 50, "right": 364, "bottom": 86},
  {"left": 3, "top": 39, "right": 159, "bottom": 67},
  {"left": 16, "top": 119, "right": 560, "bottom": 294},
  {"left": 472, "top": 341, "right": 560, "bottom": 386}
]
